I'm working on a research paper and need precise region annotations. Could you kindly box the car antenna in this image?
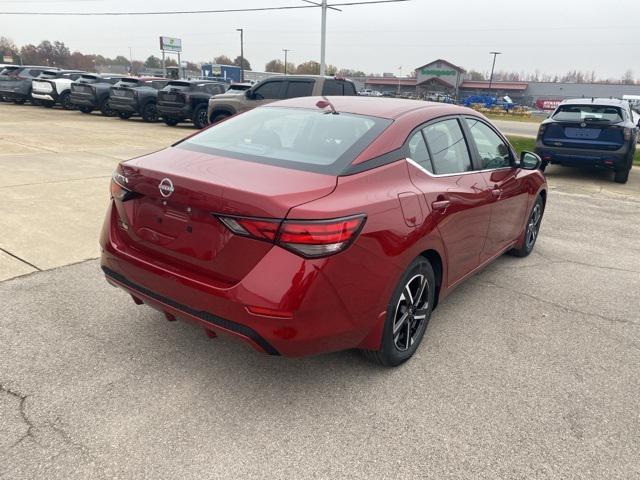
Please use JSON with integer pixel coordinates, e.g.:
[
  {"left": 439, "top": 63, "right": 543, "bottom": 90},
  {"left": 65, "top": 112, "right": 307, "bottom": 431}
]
[{"left": 316, "top": 97, "right": 339, "bottom": 115}]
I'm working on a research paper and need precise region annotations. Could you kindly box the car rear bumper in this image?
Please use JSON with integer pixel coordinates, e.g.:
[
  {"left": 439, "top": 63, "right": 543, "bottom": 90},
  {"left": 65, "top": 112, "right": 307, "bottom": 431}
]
[
  {"left": 99, "top": 202, "right": 384, "bottom": 357},
  {"left": 535, "top": 141, "right": 630, "bottom": 168},
  {"left": 110, "top": 98, "right": 138, "bottom": 113},
  {"left": 70, "top": 93, "right": 97, "bottom": 107},
  {"left": 158, "top": 104, "right": 191, "bottom": 119},
  {"left": 31, "top": 92, "right": 58, "bottom": 103}
]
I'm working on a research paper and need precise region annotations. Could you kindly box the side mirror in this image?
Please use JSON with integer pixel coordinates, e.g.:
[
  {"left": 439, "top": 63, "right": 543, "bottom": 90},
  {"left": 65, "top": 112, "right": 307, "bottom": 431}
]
[
  {"left": 245, "top": 89, "right": 254, "bottom": 99},
  {"left": 520, "top": 151, "right": 542, "bottom": 170}
]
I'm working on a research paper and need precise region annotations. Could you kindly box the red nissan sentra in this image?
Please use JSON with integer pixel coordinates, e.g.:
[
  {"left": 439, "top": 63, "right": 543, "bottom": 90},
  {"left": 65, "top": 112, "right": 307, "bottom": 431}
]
[{"left": 100, "top": 97, "right": 546, "bottom": 366}]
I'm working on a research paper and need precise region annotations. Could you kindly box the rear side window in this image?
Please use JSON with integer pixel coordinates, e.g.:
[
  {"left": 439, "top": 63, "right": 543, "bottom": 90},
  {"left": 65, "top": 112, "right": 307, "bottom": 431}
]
[
  {"left": 423, "top": 119, "right": 472, "bottom": 175},
  {"left": 407, "top": 131, "right": 433, "bottom": 173},
  {"left": 28, "top": 69, "right": 43, "bottom": 77},
  {"left": 205, "top": 83, "right": 225, "bottom": 95},
  {"left": 150, "top": 80, "right": 168, "bottom": 89},
  {"left": 552, "top": 105, "right": 623, "bottom": 123},
  {"left": 322, "top": 80, "right": 357, "bottom": 96},
  {"left": 179, "top": 106, "right": 392, "bottom": 174},
  {"left": 253, "top": 81, "right": 283, "bottom": 100},
  {"left": 465, "top": 118, "right": 512, "bottom": 169},
  {"left": 285, "top": 81, "right": 314, "bottom": 98}
]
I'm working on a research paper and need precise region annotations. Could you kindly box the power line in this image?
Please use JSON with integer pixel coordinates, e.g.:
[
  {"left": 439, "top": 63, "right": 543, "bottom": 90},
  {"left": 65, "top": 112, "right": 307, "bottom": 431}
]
[{"left": 0, "top": 0, "right": 408, "bottom": 15}]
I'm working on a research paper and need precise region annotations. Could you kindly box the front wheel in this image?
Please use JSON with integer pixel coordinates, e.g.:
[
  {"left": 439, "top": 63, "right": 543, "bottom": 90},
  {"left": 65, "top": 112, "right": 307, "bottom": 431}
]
[
  {"left": 210, "top": 112, "right": 231, "bottom": 125},
  {"left": 163, "top": 117, "right": 179, "bottom": 126},
  {"left": 13, "top": 98, "right": 26, "bottom": 105},
  {"left": 509, "top": 195, "right": 544, "bottom": 257},
  {"left": 117, "top": 111, "right": 132, "bottom": 120},
  {"left": 361, "top": 257, "right": 435, "bottom": 367},
  {"left": 79, "top": 106, "right": 93, "bottom": 114},
  {"left": 193, "top": 105, "right": 209, "bottom": 129}
]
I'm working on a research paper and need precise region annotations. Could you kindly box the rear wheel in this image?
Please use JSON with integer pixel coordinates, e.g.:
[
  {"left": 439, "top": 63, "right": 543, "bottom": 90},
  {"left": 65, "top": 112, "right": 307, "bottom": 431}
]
[
  {"left": 100, "top": 98, "right": 114, "bottom": 116},
  {"left": 13, "top": 98, "right": 26, "bottom": 105},
  {"left": 79, "top": 106, "right": 93, "bottom": 114},
  {"left": 614, "top": 166, "right": 630, "bottom": 184},
  {"left": 141, "top": 102, "right": 159, "bottom": 122},
  {"left": 193, "top": 105, "right": 209, "bottom": 129},
  {"left": 509, "top": 195, "right": 544, "bottom": 257},
  {"left": 361, "top": 257, "right": 435, "bottom": 367},
  {"left": 117, "top": 111, "right": 132, "bottom": 120},
  {"left": 163, "top": 117, "right": 179, "bottom": 126},
  {"left": 59, "top": 92, "right": 73, "bottom": 110}
]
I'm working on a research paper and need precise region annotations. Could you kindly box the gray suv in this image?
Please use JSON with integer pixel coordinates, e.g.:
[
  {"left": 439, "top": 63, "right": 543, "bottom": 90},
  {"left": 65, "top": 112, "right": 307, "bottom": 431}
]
[{"left": 207, "top": 75, "right": 357, "bottom": 124}]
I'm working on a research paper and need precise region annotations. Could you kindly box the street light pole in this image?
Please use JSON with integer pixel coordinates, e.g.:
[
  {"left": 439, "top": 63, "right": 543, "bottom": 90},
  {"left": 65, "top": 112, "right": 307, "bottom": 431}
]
[
  {"left": 283, "top": 49, "right": 290, "bottom": 75},
  {"left": 236, "top": 28, "right": 244, "bottom": 82},
  {"left": 488, "top": 51, "right": 501, "bottom": 91}
]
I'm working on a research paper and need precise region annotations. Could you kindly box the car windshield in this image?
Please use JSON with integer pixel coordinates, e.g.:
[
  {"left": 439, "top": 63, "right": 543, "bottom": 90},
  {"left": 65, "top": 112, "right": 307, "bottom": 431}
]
[
  {"left": 552, "top": 105, "right": 623, "bottom": 123},
  {"left": 179, "top": 106, "right": 391, "bottom": 174}
]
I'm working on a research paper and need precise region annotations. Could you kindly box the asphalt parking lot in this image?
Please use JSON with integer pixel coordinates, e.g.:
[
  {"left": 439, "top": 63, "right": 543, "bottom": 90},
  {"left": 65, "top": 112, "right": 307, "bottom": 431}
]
[{"left": 1, "top": 102, "right": 640, "bottom": 479}]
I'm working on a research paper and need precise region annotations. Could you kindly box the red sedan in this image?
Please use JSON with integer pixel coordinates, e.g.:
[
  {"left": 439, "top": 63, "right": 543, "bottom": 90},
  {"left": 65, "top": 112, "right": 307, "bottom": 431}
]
[{"left": 100, "top": 97, "right": 546, "bottom": 366}]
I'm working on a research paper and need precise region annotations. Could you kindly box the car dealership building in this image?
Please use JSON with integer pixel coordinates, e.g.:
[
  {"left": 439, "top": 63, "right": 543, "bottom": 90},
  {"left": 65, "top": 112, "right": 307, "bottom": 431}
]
[{"left": 356, "top": 59, "right": 640, "bottom": 107}]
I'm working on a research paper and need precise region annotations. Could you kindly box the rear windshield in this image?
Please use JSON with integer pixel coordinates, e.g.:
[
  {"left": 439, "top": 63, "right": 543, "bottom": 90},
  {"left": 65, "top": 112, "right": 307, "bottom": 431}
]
[
  {"left": 552, "top": 105, "right": 623, "bottom": 123},
  {"left": 179, "top": 106, "right": 391, "bottom": 175},
  {"left": 39, "top": 71, "right": 59, "bottom": 78}
]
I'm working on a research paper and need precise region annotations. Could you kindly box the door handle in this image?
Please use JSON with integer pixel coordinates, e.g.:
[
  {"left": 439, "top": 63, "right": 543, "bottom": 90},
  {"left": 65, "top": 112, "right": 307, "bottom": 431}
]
[
  {"left": 490, "top": 186, "right": 502, "bottom": 199},
  {"left": 431, "top": 200, "right": 451, "bottom": 211}
]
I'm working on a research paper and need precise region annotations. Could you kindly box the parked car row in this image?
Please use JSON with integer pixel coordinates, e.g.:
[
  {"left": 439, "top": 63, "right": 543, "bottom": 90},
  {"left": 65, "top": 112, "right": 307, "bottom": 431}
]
[{"left": 0, "top": 65, "right": 359, "bottom": 129}]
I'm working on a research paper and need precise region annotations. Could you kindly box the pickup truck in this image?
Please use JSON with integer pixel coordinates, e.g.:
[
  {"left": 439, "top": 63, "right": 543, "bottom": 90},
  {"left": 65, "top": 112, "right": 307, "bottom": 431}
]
[
  {"left": 0, "top": 65, "right": 51, "bottom": 104},
  {"left": 109, "top": 77, "right": 169, "bottom": 122},
  {"left": 207, "top": 75, "right": 357, "bottom": 124},
  {"left": 157, "top": 80, "right": 228, "bottom": 128},
  {"left": 70, "top": 73, "right": 128, "bottom": 115},
  {"left": 31, "top": 69, "right": 86, "bottom": 109}
]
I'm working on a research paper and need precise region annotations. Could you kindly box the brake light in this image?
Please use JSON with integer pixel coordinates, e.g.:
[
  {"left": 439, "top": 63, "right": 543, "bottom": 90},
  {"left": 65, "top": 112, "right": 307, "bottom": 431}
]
[
  {"left": 110, "top": 171, "right": 138, "bottom": 202},
  {"left": 218, "top": 217, "right": 280, "bottom": 242},
  {"left": 538, "top": 125, "right": 547, "bottom": 137},
  {"left": 623, "top": 128, "right": 631, "bottom": 141},
  {"left": 217, "top": 214, "right": 366, "bottom": 258}
]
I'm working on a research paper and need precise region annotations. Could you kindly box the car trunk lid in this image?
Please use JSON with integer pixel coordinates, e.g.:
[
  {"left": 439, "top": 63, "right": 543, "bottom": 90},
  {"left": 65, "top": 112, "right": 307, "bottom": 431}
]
[
  {"left": 542, "top": 121, "right": 626, "bottom": 150},
  {"left": 112, "top": 147, "right": 337, "bottom": 283}
]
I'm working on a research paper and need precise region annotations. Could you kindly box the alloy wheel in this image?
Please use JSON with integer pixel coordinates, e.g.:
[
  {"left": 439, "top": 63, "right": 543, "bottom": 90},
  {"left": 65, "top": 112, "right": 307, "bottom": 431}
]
[
  {"left": 392, "top": 274, "right": 429, "bottom": 352},
  {"left": 525, "top": 203, "right": 542, "bottom": 249}
]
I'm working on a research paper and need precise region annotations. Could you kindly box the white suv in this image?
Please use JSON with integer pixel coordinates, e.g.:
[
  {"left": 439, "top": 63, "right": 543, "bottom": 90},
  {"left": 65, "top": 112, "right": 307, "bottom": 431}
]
[{"left": 31, "top": 70, "right": 85, "bottom": 109}]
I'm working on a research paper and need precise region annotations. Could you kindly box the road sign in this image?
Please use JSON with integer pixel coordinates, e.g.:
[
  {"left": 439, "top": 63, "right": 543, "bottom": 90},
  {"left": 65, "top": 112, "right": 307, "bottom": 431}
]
[{"left": 160, "top": 36, "right": 182, "bottom": 53}]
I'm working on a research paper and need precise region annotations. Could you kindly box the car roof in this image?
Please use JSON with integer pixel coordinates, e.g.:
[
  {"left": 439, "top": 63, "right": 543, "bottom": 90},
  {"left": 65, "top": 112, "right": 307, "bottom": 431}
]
[
  {"left": 560, "top": 98, "right": 627, "bottom": 107},
  {"left": 267, "top": 96, "right": 466, "bottom": 120}
]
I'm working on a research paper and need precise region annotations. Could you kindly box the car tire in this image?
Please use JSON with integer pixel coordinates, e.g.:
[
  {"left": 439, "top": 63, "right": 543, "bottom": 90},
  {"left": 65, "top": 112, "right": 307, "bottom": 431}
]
[
  {"left": 163, "top": 117, "right": 179, "bottom": 126},
  {"left": 59, "top": 92, "right": 73, "bottom": 110},
  {"left": 614, "top": 166, "right": 630, "bottom": 184},
  {"left": 79, "top": 106, "right": 93, "bottom": 114},
  {"left": 210, "top": 111, "right": 231, "bottom": 125},
  {"left": 43, "top": 101, "right": 55, "bottom": 108},
  {"left": 193, "top": 105, "right": 209, "bottom": 129},
  {"left": 508, "top": 195, "right": 544, "bottom": 258},
  {"left": 117, "top": 111, "right": 132, "bottom": 120},
  {"left": 361, "top": 257, "right": 435, "bottom": 367},
  {"left": 13, "top": 98, "right": 26, "bottom": 105},
  {"left": 100, "top": 98, "right": 114, "bottom": 116},
  {"left": 141, "top": 102, "right": 159, "bottom": 122}
]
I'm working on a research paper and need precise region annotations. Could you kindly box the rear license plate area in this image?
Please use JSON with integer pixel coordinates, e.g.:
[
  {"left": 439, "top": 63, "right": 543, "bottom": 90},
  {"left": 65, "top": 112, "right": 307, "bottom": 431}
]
[{"left": 565, "top": 127, "right": 601, "bottom": 139}]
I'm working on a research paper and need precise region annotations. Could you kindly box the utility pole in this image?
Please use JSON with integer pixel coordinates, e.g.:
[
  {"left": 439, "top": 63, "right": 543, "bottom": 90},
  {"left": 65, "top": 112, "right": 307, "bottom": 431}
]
[
  {"left": 320, "top": 0, "right": 327, "bottom": 75},
  {"left": 236, "top": 28, "right": 244, "bottom": 82},
  {"left": 488, "top": 51, "right": 501, "bottom": 91},
  {"left": 283, "top": 49, "right": 290, "bottom": 75}
]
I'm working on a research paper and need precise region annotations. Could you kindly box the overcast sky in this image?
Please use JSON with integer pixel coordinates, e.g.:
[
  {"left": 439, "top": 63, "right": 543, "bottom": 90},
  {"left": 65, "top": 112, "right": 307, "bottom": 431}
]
[{"left": 0, "top": 0, "right": 638, "bottom": 79}]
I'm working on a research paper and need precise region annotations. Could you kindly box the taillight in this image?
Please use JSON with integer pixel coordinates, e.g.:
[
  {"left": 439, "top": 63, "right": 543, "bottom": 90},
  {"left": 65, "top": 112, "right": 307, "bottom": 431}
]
[
  {"left": 623, "top": 128, "right": 631, "bottom": 141},
  {"left": 217, "top": 214, "right": 366, "bottom": 258},
  {"left": 110, "top": 171, "right": 138, "bottom": 202},
  {"left": 538, "top": 124, "right": 547, "bottom": 137}
]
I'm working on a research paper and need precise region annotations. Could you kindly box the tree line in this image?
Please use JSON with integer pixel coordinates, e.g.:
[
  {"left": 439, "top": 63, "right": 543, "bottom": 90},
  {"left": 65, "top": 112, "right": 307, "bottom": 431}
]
[{"left": 1, "top": 37, "right": 636, "bottom": 84}]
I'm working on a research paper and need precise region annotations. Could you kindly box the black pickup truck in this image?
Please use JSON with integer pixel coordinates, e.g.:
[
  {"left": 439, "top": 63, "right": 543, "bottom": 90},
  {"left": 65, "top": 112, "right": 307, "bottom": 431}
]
[
  {"left": 109, "top": 77, "right": 169, "bottom": 122},
  {"left": 157, "top": 80, "right": 228, "bottom": 128},
  {"left": 70, "top": 74, "right": 127, "bottom": 115}
]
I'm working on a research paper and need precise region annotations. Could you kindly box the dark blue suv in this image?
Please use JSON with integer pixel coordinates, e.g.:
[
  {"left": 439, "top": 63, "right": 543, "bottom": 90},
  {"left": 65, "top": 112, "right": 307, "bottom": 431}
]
[{"left": 535, "top": 98, "right": 638, "bottom": 183}]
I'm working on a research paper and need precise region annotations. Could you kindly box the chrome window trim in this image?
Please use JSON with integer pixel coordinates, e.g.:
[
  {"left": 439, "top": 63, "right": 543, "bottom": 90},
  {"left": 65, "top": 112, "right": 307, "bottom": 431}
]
[{"left": 406, "top": 158, "right": 516, "bottom": 178}]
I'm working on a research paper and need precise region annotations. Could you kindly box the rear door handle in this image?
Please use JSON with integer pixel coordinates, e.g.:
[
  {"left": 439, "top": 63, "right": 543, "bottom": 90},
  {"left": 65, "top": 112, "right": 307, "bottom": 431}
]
[
  {"left": 431, "top": 200, "right": 451, "bottom": 211},
  {"left": 491, "top": 186, "right": 502, "bottom": 199}
]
